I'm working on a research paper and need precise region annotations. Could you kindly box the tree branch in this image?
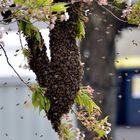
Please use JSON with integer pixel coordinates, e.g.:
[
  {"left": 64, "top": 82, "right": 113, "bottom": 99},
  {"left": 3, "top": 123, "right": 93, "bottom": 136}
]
[
  {"left": 95, "top": 1, "right": 128, "bottom": 23},
  {"left": 18, "top": 30, "right": 24, "bottom": 49}
]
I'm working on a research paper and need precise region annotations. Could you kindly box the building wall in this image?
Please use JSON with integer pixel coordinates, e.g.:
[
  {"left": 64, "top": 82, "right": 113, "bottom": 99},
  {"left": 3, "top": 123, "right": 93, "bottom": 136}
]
[{"left": 0, "top": 84, "right": 59, "bottom": 140}]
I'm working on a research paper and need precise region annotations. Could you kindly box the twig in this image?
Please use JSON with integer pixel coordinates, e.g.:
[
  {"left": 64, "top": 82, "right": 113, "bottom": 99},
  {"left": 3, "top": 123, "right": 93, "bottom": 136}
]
[
  {"left": 18, "top": 30, "right": 24, "bottom": 49},
  {"left": 0, "top": 43, "right": 30, "bottom": 88},
  {"left": 95, "top": 0, "right": 128, "bottom": 23},
  {"left": 100, "top": 5, "right": 128, "bottom": 22}
]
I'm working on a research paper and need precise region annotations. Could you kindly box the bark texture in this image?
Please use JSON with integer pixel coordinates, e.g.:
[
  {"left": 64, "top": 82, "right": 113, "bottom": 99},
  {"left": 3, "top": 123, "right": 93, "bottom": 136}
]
[{"left": 80, "top": 2, "right": 130, "bottom": 140}]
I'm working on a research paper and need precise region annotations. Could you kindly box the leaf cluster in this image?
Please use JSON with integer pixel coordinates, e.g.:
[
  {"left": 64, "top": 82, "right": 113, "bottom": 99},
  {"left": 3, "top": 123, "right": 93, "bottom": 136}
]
[
  {"left": 60, "top": 119, "right": 76, "bottom": 140},
  {"left": 0, "top": 0, "right": 70, "bottom": 23},
  {"left": 127, "top": 1, "right": 140, "bottom": 25},
  {"left": 75, "top": 87, "right": 111, "bottom": 139},
  {"left": 30, "top": 84, "right": 50, "bottom": 112},
  {"left": 18, "top": 21, "right": 41, "bottom": 43},
  {"left": 75, "top": 87, "right": 100, "bottom": 114}
]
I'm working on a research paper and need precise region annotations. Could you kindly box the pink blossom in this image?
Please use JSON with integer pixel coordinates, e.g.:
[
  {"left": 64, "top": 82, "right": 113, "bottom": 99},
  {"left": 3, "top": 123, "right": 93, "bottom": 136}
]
[
  {"left": 121, "top": 6, "right": 132, "bottom": 18},
  {"left": 98, "top": 0, "right": 108, "bottom": 5},
  {"left": 50, "top": 24, "right": 55, "bottom": 30},
  {"left": 86, "top": 85, "right": 94, "bottom": 96}
]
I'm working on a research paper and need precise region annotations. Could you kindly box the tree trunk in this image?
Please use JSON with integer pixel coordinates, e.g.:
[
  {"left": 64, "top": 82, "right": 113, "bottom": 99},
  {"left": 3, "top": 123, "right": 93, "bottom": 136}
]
[{"left": 80, "top": 2, "right": 130, "bottom": 139}]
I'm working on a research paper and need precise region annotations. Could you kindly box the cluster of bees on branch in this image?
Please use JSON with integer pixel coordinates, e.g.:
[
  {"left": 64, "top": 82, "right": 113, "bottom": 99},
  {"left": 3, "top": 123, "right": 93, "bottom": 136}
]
[{"left": 1, "top": 1, "right": 84, "bottom": 134}]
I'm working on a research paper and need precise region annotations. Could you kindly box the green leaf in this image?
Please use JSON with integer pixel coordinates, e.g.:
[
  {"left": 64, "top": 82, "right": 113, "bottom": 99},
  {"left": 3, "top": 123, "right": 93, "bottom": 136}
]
[
  {"left": 76, "top": 19, "right": 85, "bottom": 40},
  {"left": 101, "top": 116, "right": 108, "bottom": 124},
  {"left": 32, "top": 90, "right": 44, "bottom": 110},
  {"left": 40, "top": 95, "right": 45, "bottom": 108},
  {"left": 75, "top": 92, "right": 100, "bottom": 113},
  {"left": 94, "top": 128, "right": 107, "bottom": 138},
  {"left": 18, "top": 21, "right": 38, "bottom": 37},
  {"left": 91, "top": 100, "right": 101, "bottom": 112},
  {"left": 35, "top": 32, "right": 41, "bottom": 43},
  {"left": 25, "top": 24, "right": 32, "bottom": 37},
  {"left": 22, "top": 48, "right": 30, "bottom": 57},
  {"left": 39, "top": 105, "right": 43, "bottom": 112},
  {"left": 18, "top": 21, "right": 26, "bottom": 33},
  {"left": 32, "top": 92, "right": 40, "bottom": 109},
  {"left": 51, "top": 3, "right": 69, "bottom": 13},
  {"left": 75, "top": 93, "right": 83, "bottom": 105},
  {"left": 25, "top": 23, "right": 37, "bottom": 37},
  {"left": 45, "top": 97, "right": 51, "bottom": 112},
  {"left": 44, "top": 0, "right": 53, "bottom": 5},
  {"left": 14, "top": 0, "right": 24, "bottom": 4},
  {"left": 35, "top": 0, "right": 53, "bottom": 6}
]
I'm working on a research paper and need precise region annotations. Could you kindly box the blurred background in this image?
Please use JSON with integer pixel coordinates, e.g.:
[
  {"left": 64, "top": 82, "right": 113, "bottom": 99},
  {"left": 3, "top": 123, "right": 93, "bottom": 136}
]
[{"left": 0, "top": 1, "right": 140, "bottom": 139}]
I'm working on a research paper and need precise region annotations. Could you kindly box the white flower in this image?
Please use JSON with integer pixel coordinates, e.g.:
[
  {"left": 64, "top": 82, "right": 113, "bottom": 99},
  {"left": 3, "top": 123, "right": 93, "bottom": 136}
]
[
  {"left": 60, "top": 12, "right": 69, "bottom": 22},
  {"left": 106, "top": 129, "right": 111, "bottom": 134},
  {"left": 60, "top": 15, "right": 65, "bottom": 22},
  {"left": 64, "top": 12, "right": 69, "bottom": 21}
]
